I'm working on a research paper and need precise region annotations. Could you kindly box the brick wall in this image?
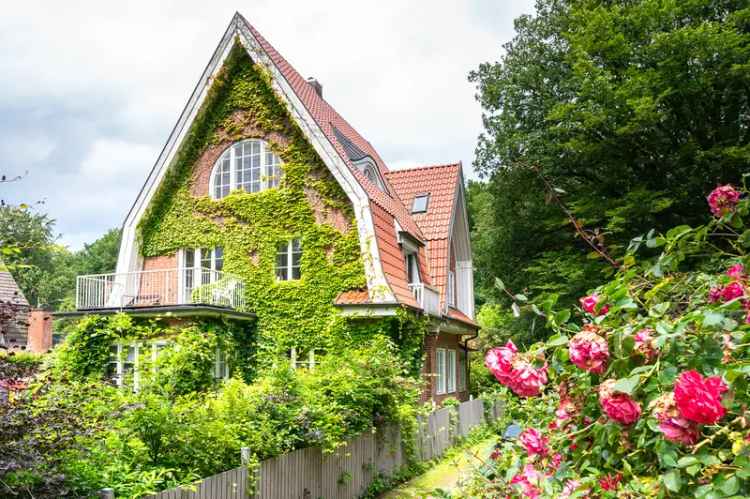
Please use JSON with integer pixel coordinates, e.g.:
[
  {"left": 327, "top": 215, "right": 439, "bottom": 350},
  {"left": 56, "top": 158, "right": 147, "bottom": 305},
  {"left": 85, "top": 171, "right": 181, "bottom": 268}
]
[
  {"left": 139, "top": 254, "right": 179, "bottom": 306},
  {"left": 27, "top": 309, "right": 53, "bottom": 353}
]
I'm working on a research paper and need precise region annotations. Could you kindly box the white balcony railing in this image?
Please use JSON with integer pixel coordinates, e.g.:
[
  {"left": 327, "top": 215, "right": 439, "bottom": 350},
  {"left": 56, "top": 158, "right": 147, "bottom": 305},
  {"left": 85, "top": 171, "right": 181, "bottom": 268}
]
[
  {"left": 76, "top": 269, "right": 246, "bottom": 311},
  {"left": 408, "top": 283, "right": 441, "bottom": 317}
]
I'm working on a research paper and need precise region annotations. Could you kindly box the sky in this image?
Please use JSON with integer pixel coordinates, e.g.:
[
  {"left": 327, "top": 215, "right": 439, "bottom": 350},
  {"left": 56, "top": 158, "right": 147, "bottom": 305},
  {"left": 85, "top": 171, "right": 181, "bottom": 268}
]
[{"left": 0, "top": 0, "right": 536, "bottom": 250}]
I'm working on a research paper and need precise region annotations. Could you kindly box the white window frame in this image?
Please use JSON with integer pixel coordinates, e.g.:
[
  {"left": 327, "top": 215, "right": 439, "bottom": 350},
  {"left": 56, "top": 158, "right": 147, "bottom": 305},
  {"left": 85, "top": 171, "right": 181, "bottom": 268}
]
[
  {"left": 447, "top": 270, "right": 456, "bottom": 307},
  {"left": 178, "top": 247, "right": 224, "bottom": 302},
  {"left": 405, "top": 252, "right": 420, "bottom": 285},
  {"left": 447, "top": 350, "right": 457, "bottom": 394},
  {"left": 209, "top": 139, "right": 282, "bottom": 199},
  {"left": 276, "top": 239, "right": 302, "bottom": 281},
  {"left": 214, "top": 347, "right": 230, "bottom": 380},
  {"left": 108, "top": 342, "right": 141, "bottom": 392},
  {"left": 436, "top": 348, "right": 447, "bottom": 395}
]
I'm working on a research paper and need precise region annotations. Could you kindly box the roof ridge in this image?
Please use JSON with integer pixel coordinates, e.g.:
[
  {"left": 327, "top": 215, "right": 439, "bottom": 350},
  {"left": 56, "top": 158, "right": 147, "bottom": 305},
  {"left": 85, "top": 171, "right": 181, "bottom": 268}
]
[{"left": 384, "top": 162, "right": 461, "bottom": 174}]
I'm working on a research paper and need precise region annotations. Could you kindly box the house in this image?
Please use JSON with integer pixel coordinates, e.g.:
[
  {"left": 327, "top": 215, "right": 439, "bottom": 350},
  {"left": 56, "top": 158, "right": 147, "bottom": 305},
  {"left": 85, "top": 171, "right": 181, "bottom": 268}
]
[
  {"left": 0, "top": 262, "right": 30, "bottom": 350},
  {"left": 70, "top": 13, "right": 477, "bottom": 403},
  {"left": 0, "top": 261, "right": 55, "bottom": 353}
]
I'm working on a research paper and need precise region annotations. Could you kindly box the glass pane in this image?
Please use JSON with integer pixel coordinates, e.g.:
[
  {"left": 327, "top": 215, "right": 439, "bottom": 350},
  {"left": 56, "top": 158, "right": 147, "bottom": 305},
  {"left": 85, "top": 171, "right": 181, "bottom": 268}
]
[
  {"left": 201, "top": 248, "right": 211, "bottom": 269},
  {"left": 126, "top": 345, "right": 137, "bottom": 363},
  {"left": 292, "top": 238, "right": 301, "bottom": 251},
  {"left": 185, "top": 249, "right": 194, "bottom": 267},
  {"left": 291, "top": 266, "right": 301, "bottom": 280},
  {"left": 214, "top": 246, "right": 224, "bottom": 272},
  {"left": 411, "top": 195, "right": 429, "bottom": 213}
]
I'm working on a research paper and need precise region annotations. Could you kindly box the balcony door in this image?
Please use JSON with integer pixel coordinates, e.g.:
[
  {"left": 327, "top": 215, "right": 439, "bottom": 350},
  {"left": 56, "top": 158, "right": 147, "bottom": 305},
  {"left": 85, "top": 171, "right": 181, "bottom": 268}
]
[{"left": 179, "top": 247, "right": 224, "bottom": 304}]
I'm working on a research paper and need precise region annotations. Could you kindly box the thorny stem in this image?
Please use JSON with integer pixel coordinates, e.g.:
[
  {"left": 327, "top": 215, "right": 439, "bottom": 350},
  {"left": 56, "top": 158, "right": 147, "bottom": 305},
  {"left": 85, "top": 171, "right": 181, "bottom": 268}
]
[{"left": 525, "top": 163, "right": 620, "bottom": 269}]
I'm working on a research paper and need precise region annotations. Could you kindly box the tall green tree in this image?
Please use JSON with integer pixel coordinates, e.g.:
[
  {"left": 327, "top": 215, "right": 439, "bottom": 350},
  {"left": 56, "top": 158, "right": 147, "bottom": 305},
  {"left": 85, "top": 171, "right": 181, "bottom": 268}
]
[
  {"left": 469, "top": 0, "right": 750, "bottom": 324},
  {"left": 0, "top": 205, "right": 121, "bottom": 309}
]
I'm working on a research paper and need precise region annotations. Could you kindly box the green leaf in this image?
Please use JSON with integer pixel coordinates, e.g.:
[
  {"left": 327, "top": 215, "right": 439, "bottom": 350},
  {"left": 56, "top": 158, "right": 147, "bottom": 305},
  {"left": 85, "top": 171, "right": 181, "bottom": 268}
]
[
  {"left": 686, "top": 464, "right": 701, "bottom": 476},
  {"left": 649, "top": 302, "right": 671, "bottom": 317},
  {"left": 663, "top": 470, "right": 682, "bottom": 492},
  {"left": 703, "top": 311, "right": 724, "bottom": 327},
  {"left": 721, "top": 475, "right": 739, "bottom": 495},
  {"left": 514, "top": 294, "right": 528, "bottom": 303},
  {"left": 677, "top": 456, "right": 700, "bottom": 468},
  {"left": 546, "top": 335, "right": 569, "bottom": 347},
  {"left": 554, "top": 309, "right": 571, "bottom": 325},
  {"left": 739, "top": 230, "right": 750, "bottom": 248},
  {"left": 613, "top": 375, "right": 640, "bottom": 395},
  {"left": 494, "top": 277, "right": 506, "bottom": 292}
]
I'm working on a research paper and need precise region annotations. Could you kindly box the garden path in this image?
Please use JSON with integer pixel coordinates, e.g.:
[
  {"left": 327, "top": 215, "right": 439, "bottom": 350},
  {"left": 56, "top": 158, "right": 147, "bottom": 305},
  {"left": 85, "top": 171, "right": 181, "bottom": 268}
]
[{"left": 379, "top": 437, "right": 496, "bottom": 498}]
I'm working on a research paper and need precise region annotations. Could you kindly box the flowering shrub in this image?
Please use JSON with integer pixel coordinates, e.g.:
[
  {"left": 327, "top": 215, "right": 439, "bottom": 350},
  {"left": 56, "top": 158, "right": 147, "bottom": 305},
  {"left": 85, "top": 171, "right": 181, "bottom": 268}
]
[{"left": 465, "top": 183, "right": 750, "bottom": 497}]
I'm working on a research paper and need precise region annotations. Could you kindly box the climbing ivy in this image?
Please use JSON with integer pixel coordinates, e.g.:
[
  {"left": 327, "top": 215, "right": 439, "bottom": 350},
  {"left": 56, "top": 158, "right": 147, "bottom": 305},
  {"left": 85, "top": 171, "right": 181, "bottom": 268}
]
[
  {"left": 134, "top": 40, "right": 426, "bottom": 366},
  {"left": 54, "top": 313, "right": 256, "bottom": 394}
]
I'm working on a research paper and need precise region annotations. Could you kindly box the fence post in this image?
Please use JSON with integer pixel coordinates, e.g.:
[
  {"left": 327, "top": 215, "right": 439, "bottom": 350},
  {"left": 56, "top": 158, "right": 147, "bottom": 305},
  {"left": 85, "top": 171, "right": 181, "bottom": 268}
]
[
  {"left": 241, "top": 446, "right": 251, "bottom": 466},
  {"left": 100, "top": 489, "right": 115, "bottom": 499}
]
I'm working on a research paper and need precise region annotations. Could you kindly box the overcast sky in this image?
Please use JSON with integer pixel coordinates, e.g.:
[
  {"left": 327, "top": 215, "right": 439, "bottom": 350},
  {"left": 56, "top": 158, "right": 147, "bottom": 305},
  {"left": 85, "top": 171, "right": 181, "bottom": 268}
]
[{"left": 0, "top": 0, "right": 535, "bottom": 250}]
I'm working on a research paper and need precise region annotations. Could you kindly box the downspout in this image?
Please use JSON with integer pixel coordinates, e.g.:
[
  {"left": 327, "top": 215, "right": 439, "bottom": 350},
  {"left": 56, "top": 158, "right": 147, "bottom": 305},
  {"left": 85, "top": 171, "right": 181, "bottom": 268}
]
[{"left": 461, "top": 329, "right": 479, "bottom": 397}]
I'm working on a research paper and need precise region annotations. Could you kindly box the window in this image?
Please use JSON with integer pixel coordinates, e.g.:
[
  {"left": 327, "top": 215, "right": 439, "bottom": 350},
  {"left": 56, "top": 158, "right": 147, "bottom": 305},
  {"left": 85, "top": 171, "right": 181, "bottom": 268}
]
[
  {"left": 181, "top": 247, "right": 223, "bottom": 301},
  {"left": 447, "top": 350, "right": 457, "bottom": 393},
  {"left": 210, "top": 139, "right": 282, "bottom": 199},
  {"left": 405, "top": 253, "right": 420, "bottom": 284},
  {"left": 457, "top": 349, "right": 467, "bottom": 392},
  {"left": 436, "top": 348, "right": 446, "bottom": 395},
  {"left": 411, "top": 194, "right": 429, "bottom": 214},
  {"left": 276, "top": 239, "right": 302, "bottom": 281},
  {"left": 447, "top": 270, "right": 456, "bottom": 307},
  {"left": 363, "top": 165, "right": 377, "bottom": 184},
  {"left": 107, "top": 343, "right": 140, "bottom": 391},
  {"left": 214, "top": 347, "right": 229, "bottom": 379}
]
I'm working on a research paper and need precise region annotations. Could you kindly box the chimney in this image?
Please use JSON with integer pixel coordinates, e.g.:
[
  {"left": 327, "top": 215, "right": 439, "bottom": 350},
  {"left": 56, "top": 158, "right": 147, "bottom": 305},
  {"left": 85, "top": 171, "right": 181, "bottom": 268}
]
[
  {"left": 307, "top": 77, "right": 323, "bottom": 97},
  {"left": 27, "top": 309, "right": 53, "bottom": 353}
]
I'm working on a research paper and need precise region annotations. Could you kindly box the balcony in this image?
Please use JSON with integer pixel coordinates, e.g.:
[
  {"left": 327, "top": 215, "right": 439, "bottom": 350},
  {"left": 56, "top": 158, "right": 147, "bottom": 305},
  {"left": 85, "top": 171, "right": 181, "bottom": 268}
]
[
  {"left": 76, "top": 268, "right": 246, "bottom": 312},
  {"left": 408, "top": 283, "right": 441, "bottom": 317}
]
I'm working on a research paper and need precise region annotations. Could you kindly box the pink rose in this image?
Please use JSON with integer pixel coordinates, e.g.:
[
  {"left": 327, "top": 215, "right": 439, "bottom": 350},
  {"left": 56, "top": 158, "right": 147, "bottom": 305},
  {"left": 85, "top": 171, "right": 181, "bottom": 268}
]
[
  {"left": 519, "top": 428, "right": 549, "bottom": 457},
  {"left": 579, "top": 293, "right": 609, "bottom": 316},
  {"left": 560, "top": 480, "right": 586, "bottom": 499},
  {"left": 634, "top": 328, "right": 658, "bottom": 360},
  {"left": 727, "top": 263, "right": 746, "bottom": 280},
  {"left": 599, "top": 379, "right": 642, "bottom": 425},
  {"left": 649, "top": 392, "right": 700, "bottom": 445},
  {"left": 485, "top": 341, "right": 517, "bottom": 385},
  {"left": 569, "top": 327, "right": 609, "bottom": 374},
  {"left": 511, "top": 464, "right": 542, "bottom": 499},
  {"left": 707, "top": 184, "right": 741, "bottom": 217},
  {"left": 674, "top": 370, "right": 728, "bottom": 424},
  {"left": 509, "top": 360, "right": 548, "bottom": 397},
  {"left": 599, "top": 473, "right": 622, "bottom": 491},
  {"left": 708, "top": 286, "right": 723, "bottom": 303},
  {"left": 721, "top": 281, "right": 745, "bottom": 302}
]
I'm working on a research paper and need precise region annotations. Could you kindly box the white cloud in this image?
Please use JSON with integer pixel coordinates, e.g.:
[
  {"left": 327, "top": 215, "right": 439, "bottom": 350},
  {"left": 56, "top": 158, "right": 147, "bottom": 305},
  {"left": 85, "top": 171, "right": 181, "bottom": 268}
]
[{"left": 0, "top": 0, "right": 535, "bottom": 249}]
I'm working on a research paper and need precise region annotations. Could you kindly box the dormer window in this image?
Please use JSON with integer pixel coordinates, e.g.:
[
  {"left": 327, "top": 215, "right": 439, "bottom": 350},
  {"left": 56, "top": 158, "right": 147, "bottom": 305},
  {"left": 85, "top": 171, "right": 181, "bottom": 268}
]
[
  {"left": 405, "top": 253, "right": 420, "bottom": 284},
  {"left": 210, "top": 139, "right": 282, "bottom": 199},
  {"left": 411, "top": 194, "right": 429, "bottom": 214}
]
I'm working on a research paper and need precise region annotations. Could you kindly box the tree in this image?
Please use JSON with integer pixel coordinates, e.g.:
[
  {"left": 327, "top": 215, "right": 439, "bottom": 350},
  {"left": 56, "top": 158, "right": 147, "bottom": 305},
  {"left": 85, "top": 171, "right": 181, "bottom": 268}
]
[
  {"left": 469, "top": 0, "right": 750, "bottom": 326},
  {"left": 73, "top": 228, "right": 121, "bottom": 276}
]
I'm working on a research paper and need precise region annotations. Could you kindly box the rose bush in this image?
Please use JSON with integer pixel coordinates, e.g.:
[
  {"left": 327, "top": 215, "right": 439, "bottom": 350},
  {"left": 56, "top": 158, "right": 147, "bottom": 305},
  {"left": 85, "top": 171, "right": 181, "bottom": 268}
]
[{"left": 464, "top": 183, "right": 750, "bottom": 497}]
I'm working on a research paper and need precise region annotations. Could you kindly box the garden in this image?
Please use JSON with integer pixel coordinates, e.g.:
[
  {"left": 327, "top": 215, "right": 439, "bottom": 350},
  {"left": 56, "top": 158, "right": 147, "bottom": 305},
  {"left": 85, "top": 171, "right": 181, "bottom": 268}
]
[
  {"left": 460, "top": 183, "right": 750, "bottom": 497},
  {"left": 0, "top": 322, "right": 422, "bottom": 498}
]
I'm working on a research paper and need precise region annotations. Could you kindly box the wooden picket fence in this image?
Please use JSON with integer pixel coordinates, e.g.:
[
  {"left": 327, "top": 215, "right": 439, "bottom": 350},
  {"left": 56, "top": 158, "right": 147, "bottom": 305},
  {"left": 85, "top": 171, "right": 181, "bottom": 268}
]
[{"left": 104, "top": 397, "right": 503, "bottom": 499}]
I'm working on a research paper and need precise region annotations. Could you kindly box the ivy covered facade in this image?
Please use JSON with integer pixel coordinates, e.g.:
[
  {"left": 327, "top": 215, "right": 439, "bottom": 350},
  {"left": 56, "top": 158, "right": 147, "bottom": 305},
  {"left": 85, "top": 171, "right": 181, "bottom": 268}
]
[{"left": 69, "top": 13, "right": 478, "bottom": 402}]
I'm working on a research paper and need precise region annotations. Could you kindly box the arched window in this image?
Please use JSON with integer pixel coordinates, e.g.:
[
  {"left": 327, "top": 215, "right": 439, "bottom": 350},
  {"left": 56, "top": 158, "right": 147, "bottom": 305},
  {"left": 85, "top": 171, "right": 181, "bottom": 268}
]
[{"left": 210, "top": 139, "right": 282, "bottom": 199}]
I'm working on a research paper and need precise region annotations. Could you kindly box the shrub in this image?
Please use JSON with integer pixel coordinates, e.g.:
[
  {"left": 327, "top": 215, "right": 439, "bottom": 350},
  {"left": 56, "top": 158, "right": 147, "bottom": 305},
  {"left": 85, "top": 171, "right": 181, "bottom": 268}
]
[{"left": 467, "top": 182, "right": 750, "bottom": 497}]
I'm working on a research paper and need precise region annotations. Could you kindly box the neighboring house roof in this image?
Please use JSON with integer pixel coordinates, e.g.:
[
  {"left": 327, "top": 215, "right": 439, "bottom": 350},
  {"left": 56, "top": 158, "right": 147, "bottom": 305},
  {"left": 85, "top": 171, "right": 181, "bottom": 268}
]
[
  {"left": 0, "top": 266, "right": 29, "bottom": 308},
  {"left": 385, "top": 163, "right": 462, "bottom": 309}
]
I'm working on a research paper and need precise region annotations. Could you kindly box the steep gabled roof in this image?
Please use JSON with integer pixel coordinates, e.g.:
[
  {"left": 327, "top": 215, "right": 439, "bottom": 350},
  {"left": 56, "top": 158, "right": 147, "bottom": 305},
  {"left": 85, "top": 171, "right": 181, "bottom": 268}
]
[
  {"left": 239, "top": 14, "right": 424, "bottom": 240},
  {"left": 385, "top": 163, "right": 463, "bottom": 308},
  {"left": 0, "top": 262, "right": 29, "bottom": 308}
]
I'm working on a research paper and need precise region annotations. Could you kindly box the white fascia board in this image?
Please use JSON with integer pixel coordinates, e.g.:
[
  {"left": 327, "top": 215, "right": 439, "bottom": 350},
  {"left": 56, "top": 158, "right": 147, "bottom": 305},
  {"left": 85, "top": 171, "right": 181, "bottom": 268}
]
[
  {"left": 116, "top": 14, "right": 395, "bottom": 303},
  {"left": 115, "top": 16, "right": 238, "bottom": 274},
  {"left": 336, "top": 304, "right": 400, "bottom": 317}
]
